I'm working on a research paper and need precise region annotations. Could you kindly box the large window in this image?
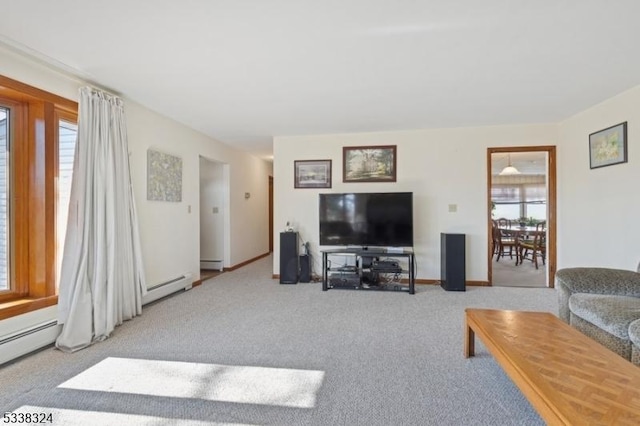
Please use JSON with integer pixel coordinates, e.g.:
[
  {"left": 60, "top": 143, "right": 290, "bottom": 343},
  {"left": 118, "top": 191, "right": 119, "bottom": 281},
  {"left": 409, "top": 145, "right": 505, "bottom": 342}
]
[
  {"left": 492, "top": 183, "right": 547, "bottom": 221},
  {"left": 0, "top": 75, "right": 77, "bottom": 318}
]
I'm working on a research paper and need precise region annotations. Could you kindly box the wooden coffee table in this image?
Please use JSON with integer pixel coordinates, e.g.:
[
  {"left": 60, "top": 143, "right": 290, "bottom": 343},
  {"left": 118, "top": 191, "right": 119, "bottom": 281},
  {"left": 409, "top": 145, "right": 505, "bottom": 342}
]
[{"left": 465, "top": 308, "right": 640, "bottom": 425}]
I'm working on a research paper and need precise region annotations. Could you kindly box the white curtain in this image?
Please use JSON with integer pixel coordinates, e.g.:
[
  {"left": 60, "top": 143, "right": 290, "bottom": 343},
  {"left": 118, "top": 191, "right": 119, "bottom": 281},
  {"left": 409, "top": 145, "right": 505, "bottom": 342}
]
[{"left": 56, "top": 87, "right": 146, "bottom": 353}]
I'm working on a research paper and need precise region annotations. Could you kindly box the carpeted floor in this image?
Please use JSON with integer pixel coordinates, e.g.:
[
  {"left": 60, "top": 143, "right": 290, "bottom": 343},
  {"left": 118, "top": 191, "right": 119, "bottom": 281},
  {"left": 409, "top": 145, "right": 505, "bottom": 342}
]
[
  {"left": 0, "top": 255, "right": 558, "bottom": 425},
  {"left": 491, "top": 254, "right": 547, "bottom": 288}
]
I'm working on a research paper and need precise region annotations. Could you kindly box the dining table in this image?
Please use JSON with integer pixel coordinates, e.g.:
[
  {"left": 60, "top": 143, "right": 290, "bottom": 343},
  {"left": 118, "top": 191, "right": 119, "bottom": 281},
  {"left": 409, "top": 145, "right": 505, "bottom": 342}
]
[{"left": 498, "top": 226, "right": 545, "bottom": 265}]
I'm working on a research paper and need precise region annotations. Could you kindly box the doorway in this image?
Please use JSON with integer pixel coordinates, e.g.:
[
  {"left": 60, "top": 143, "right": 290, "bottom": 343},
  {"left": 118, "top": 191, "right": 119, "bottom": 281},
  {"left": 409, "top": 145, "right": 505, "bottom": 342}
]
[
  {"left": 199, "top": 156, "right": 230, "bottom": 279},
  {"left": 487, "top": 146, "right": 557, "bottom": 288},
  {"left": 269, "top": 176, "right": 273, "bottom": 253}
]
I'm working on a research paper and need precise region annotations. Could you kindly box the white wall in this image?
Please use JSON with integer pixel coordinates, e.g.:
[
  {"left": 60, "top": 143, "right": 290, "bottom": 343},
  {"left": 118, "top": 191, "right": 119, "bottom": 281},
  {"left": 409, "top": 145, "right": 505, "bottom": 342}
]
[
  {"left": 125, "top": 102, "right": 272, "bottom": 286},
  {"left": 273, "top": 124, "right": 558, "bottom": 281},
  {"left": 557, "top": 86, "right": 640, "bottom": 269},
  {"left": 0, "top": 45, "right": 272, "bottom": 338}
]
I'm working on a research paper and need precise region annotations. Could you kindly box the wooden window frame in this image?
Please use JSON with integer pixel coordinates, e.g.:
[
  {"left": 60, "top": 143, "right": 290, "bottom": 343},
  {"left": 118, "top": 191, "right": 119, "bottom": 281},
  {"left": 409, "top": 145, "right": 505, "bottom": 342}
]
[{"left": 0, "top": 75, "right": 78, "bottom": 320}]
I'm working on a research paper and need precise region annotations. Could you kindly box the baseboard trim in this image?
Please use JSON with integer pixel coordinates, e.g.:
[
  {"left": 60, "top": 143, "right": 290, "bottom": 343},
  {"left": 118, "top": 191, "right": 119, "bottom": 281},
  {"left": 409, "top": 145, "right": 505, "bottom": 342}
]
[
  {"left": 270, "top": 276, "right": 490, "bottom": 286},
  {"left": 415, "top": 279, "right": 437, "bottom": 285},
  {"left": 416, "top": 279, "right": 490, "bottom": 286},
  {"left": 224, "top": 252, "right": 270, "bottom": 272},
  {"left": 467, "top": 280, "right": 491, "bottom": 286},
  {"left": 192, "top": 252, "right": 271, "bottom": 287}
]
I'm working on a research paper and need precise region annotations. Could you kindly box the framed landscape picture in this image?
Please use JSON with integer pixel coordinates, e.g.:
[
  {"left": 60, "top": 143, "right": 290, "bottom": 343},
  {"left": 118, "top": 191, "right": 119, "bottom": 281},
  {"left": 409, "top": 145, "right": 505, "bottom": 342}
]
[
  {"left": 589, "top": 122, "right": 627, "bottom": 169},
  {"left": 343, "top": 145, "right": 397, "bottom": 182},
  {"left": 294, "top": 159, "right": 332, "bottom": 188}
]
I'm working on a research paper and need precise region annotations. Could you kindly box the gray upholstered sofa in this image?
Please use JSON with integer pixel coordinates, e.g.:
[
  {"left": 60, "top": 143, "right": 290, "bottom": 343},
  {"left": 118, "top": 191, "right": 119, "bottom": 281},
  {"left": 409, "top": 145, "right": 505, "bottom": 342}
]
[{"left": 555, "top": 265, "right": 640, "bottom": 365}]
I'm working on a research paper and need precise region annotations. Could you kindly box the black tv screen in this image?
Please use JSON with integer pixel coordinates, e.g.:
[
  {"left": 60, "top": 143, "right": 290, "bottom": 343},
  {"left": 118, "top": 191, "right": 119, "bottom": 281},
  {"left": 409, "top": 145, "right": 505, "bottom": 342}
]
[{"left": 319, "top": 192, "right": 413, "bottom": 247}]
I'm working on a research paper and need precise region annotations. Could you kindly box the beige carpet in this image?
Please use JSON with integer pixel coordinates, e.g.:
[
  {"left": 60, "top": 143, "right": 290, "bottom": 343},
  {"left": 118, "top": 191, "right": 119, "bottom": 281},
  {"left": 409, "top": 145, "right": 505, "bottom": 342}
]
[
  {"left": 491, "top": 254, "right": 547, "bottom": 288},
  {"left": 0, "top": 255, "right": 555, "bottom": 425}
]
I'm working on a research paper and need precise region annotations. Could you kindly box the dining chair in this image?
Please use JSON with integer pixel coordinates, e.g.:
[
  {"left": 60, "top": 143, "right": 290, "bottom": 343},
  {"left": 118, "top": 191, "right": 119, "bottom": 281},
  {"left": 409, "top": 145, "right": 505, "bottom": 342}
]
[
  {"left": 496, "top": 217, "right": 511, "bottom": 229},
  {"left": 518, "top": 229, "right": 546, "bottom": 269},
  {"left": 491, "top": 220, "right": 499, "bottom": 258},
  {"left": 495, "top": 227, "right": 518, "bottom": 262}
]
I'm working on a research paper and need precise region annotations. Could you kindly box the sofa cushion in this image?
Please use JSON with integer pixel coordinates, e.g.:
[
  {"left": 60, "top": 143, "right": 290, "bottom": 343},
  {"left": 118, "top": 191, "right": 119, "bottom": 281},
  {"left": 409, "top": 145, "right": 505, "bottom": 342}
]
[{"left": 569, "top": 293, "right": 640, "bottom": 340}]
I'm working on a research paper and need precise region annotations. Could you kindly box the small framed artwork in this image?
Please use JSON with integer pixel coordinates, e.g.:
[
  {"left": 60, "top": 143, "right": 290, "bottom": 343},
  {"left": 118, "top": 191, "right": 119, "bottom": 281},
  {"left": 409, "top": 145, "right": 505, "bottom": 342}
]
[
  {"left": 294, "top": 159, "right": 332, "bottom": 188},
  {"left": 343, "top": 145, "right": 397, "bottom": 182},
  {"left": 589, "top": 122, "right": 628, "bottom": 169}
]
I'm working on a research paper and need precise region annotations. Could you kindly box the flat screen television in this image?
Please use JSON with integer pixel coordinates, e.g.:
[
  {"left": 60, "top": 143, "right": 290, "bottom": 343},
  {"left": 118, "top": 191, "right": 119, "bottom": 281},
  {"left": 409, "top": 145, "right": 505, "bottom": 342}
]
[{"left": 319, "top": 192, "right": 413, "bottom": 247}]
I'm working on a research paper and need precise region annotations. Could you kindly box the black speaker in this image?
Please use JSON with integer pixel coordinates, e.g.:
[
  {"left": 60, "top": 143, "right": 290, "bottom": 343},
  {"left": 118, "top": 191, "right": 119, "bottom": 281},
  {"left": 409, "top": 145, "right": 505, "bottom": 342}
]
[
  {"left": 441, "top": 233, "right": 466, "bottom": 291},
  {"left": 280, "top": 232, "right": 299, "bottom": 284},
  {"left": 299, "top": 255, "right": 310, "bottom": 283}
]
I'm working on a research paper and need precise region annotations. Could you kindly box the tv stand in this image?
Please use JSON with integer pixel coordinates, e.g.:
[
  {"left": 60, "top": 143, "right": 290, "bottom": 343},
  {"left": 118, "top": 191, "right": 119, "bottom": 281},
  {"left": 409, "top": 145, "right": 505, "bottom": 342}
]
[{"left": 321, "top": 248, "right": 415, "bottom": 294}]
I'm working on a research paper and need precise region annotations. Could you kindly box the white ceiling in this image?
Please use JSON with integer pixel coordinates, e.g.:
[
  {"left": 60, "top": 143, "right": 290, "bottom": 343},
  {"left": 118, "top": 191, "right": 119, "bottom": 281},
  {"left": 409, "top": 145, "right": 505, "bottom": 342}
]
[{"left": 1, "top": 1, "right": 640, "bottom": 160}]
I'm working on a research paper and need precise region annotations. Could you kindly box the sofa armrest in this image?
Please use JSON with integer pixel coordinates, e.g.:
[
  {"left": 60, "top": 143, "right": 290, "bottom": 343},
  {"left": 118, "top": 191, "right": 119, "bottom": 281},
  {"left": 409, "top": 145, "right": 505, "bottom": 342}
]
[
  {"left": 555, "top": 267, "right": 640, "bottom": 323},
  {"left": 556, "top": 267, "right": 640, "bottom": 295}
]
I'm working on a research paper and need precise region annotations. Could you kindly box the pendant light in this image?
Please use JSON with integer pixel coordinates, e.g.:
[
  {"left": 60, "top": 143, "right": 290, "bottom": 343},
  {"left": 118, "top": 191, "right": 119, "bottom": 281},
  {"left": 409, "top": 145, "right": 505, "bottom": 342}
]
[{"left": 499, "top": 154, "right": 520, "bottom": 175}]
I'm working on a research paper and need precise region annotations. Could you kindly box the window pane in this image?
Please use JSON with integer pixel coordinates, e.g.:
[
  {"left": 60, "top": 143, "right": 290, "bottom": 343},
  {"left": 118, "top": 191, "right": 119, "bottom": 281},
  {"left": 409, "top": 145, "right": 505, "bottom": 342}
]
[
  {"left": 522, "top": 185, "right": 546, "bottom": 220},
  {"left": 526, "top": 203, "right": 547, "bottom": 221},
  {"left": 57, "top": 119, "right": 77, "bottom": 288},
  {"left": 492, "top": 185, "right": 522, "bottom": 220},
  {"left": 493, "top": 204, "right": 520, "bottom": 221},
  {"left": 0, "top": 108, "right": 8, "bottom": 291},
  {"left": 491, "top": 185, "right": 521, "bottom": 203},
  {"left": 493, "top": 182, "right": 547, "bottom": 221}
]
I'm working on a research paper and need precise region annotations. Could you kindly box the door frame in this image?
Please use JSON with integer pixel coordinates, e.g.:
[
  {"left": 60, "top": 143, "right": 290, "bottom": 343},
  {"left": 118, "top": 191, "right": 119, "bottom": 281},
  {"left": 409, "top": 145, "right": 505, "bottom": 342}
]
[
  {"left": 487, "top": 146, "right": 557, "bottom": 287},
  {"left": 269, "top": 176, "right": 273, "bottom": 253}
]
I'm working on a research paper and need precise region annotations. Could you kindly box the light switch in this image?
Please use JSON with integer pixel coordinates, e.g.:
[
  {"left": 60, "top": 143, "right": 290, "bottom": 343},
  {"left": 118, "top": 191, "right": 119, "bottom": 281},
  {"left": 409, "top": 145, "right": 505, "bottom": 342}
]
[
  {"left": 188, "top": 205, "right": 191, "bottom": 213},
  {"left": 212, "top": 207, "right": 219, "bottom": 214},
  {"left": 448, "top": 204, "right": 457, "bottom": 213}
]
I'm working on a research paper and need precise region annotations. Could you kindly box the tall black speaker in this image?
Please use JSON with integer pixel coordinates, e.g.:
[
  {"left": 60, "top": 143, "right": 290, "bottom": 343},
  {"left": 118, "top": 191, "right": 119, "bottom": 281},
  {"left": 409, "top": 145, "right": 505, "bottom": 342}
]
[
  {"left": 280, "top": 232, "right": 299, "bottom": 284},
  {"left": 441, "top": 233, "right": 466, "bottom": 291}
]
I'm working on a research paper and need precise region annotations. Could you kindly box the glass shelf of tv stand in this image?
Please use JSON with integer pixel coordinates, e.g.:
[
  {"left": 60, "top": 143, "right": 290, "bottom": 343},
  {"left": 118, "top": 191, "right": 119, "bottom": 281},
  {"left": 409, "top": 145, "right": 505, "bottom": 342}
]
[{"left": 321, "top": 248, "right": 415, "bottom": 294}]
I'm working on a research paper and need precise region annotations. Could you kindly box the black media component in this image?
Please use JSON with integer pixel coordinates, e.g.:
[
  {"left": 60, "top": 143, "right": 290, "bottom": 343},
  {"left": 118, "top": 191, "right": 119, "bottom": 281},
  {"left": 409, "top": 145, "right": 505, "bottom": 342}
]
[
  {"left": 299, "top": 254, "right": 310, "bottom": 283},
  {"left": 360, "top": 255, "right": 379, "bottom": 285},
  {"left": 329, "top": 273, "right": 360, "bottom": 289},
  {"left": 280, "top": 232, "right": 299, "bottom": 284},
  {"left": 371, "top": 259, "right": 401, "bottom": 273},
  {"left": 360, "top": 271, "right": 379, "bottom": 286},
  {"left": 319, "top": 192, "right": 413, "bottom": 248},
  {"left": 440, "top": 233, "right": 466, "bottom": 291},
  {"left": 321, "top": 248, "right": 415, "bottom": 294}
]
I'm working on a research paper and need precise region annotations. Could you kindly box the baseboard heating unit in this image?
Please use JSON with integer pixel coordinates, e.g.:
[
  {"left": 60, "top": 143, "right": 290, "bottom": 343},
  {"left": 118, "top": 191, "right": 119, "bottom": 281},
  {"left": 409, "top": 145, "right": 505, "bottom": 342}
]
[
  {"left": 200, "top": 260, "right": 223, "bottom": 271},
  {"left": 0, "top": 320, "right": 61, "bottom": 366},
  {"left": 1, "top": 274, "right": 193, "bottom": 366},
  {"left": 143, "top": 273, "right": 193, "bottom": 306}
]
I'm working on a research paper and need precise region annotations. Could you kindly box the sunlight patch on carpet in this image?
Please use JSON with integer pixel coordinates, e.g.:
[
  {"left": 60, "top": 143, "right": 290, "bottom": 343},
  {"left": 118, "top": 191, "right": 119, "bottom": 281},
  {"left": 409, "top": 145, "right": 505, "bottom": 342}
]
[
  {"left": 58, "top": 357, "right": 325, "bottom": 408},
  {"left": 12, "top": 406, "right": 252, "bottom": 426}
]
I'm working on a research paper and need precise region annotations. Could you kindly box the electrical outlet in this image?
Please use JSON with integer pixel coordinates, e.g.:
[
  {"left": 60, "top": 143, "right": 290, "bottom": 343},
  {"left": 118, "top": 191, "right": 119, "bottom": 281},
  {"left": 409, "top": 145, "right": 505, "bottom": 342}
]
[
  {"left": 448, "top": 204, "right": 457, "bottom": 213},
  {"left": 212, "top": 207, "right": 219, "bottom": 214},
  {"left": 188, "top": 205, "right": 191, "bottom": 214}
]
